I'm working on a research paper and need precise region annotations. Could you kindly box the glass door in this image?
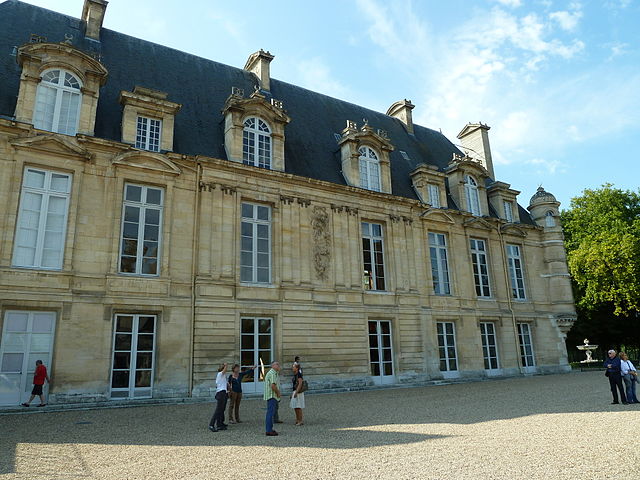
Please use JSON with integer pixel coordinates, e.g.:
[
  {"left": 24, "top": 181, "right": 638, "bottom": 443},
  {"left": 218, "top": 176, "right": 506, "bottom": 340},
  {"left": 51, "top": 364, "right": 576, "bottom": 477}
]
[
  {"left": 110, "top": 314, "right": 156, "bottom": 399},
  {"left": 240, "top": 317, "right": 273, "bottom": 394},
  {"left": 517, "top": 323, "right": 536, "bottom": 373},
  {"left": 368, "top": 320, "right": 395, "bottom": 385},
  {"left": 0, "top": 311, "right": 55, "bottom": 406},
  {"left": 480, "top": 322, "right": 500, "bottom": 374},
  {"left": 437, "top": 321, "right": 459, "bottom": 378}
]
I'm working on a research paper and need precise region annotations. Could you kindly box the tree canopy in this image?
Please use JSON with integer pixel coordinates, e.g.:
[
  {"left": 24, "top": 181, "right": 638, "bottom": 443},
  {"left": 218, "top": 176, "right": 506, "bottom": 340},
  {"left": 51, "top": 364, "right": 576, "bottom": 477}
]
[{"left": 561, "top": 184, "right": 640, "bottom": 316}]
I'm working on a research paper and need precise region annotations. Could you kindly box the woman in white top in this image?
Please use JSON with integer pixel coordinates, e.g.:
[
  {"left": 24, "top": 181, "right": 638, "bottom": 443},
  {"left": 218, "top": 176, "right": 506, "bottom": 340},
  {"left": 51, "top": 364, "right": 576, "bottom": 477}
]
[
  {"left": 620, "top": 352, "right": 639, "bottom": 404},
  {"left": 209, "top": 363, "right": 230, "bottom": 432}
]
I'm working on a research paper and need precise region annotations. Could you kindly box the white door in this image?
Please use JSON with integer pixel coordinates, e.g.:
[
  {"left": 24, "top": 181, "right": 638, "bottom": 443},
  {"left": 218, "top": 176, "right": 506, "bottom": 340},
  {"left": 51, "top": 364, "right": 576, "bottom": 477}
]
[
  {"left": 368, "top": 320, "right": 395, "bottom": 385},
  {"left": 0, "top": 311, "right": 56, "bottom": 406},
  {"left": 109, "top": 314, "right": 156, "bottom": 399},
  {"left": 240, "top": 317, "right": 273, "bottom": 394}
]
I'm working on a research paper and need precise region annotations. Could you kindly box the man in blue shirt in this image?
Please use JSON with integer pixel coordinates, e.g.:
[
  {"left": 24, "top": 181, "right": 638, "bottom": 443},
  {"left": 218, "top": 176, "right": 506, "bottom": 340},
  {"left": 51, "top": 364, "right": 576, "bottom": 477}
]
[{"left": 604, "top": 349, "right": 628, "bottom": 405}]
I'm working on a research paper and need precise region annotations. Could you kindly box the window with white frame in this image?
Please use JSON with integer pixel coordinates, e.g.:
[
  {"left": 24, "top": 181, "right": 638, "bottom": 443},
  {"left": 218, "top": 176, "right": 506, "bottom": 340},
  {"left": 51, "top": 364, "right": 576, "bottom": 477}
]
[
  {"left": 243, "top": 117, "right": 272, "bottom": 169},
  {"left": 470, "top": 238, "right": 491, "bottom": 297},
  {"left": 119, "top": 184, "right": 164, "bottom": 276},
  {"left": 362, "top": 222, "right": 386, "bottom": 290},
  {"left": 135, "top": 116, "right": 162, "bottom": 152},
  {"left": 12, "top": 167, "right": 72, "bottom": 270},
  {"left": 504, "top": 201, "right": 514, "bottom": 222},
  {"left": 33, "top": 69, "right": 82, "bottom": 136},
  {"left": 428, "top": 184, "right": 441, "bottom": 208},
  {"left": 480, "top": 322, "right": 499, "bottom": 370},
  {"left": 429, "top": 232, "right": 451, "bottom": 295},
  {"left": 464, "top": 175, "right": 481, "bottom": 216},
  {"left": 241, "top": 203, "right": 271, "bottom": 284},
  {"left": 517, "top": 323, "right": 535, "bottom": 367},
  {"left": 506, "top": 244, "right": 526, "bottom": 299},
  {"left": 437, "top": 321, "right": 458, "bottom": 371},
  {"left": 545, "top": 210, "right": 555, "bottom": 227},
  {"left": 358, "top": 146, "right": 381, "bottom": 192}
]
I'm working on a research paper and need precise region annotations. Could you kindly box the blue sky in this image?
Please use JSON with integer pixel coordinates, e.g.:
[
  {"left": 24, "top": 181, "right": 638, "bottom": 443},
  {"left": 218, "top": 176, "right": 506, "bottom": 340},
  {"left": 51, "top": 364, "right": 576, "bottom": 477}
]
[{"left": 20, "top": 0, "right": 640, "bottom": 208}]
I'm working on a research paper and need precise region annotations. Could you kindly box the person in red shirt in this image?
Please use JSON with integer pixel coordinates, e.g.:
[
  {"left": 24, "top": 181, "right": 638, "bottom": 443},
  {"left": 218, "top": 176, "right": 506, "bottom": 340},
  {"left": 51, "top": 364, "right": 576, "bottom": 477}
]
[{"left": 21, "top": 360, "right": 51, "bottom": 407}]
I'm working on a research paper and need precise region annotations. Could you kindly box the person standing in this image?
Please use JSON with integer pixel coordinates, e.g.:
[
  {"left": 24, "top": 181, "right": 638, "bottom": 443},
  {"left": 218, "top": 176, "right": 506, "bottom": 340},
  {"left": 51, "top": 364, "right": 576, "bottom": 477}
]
[
  {"left": 21, "top": 360, "right": 50, "bottom": 407},
  {"left": 290, "top": 362, "right": 305, "bottom": 426},
  {"left": 228, "top": 364, "right": 255, "bottom": 423},
  {"left": 264, "top": 361, "right": 281, "bottom": 436},
  {"left": 294, "top": 356, "right": 303, "bottom": 376},
  {"left": 619, "top": 352, "right": 639, "bottom": 404},
  {"left": 209, "top": 363, "right": 230, "bottom": 432},
  {"left": 604, "top": 349, "right": 628, "bottom": 405}
]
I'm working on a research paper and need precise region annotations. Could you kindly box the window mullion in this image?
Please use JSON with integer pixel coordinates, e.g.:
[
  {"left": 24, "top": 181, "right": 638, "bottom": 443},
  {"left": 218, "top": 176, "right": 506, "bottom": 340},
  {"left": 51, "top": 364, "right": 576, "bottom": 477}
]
[
  {"left": 52, "top": 87, "right": 63, "bottom": 133},
  {"left": 252, "top": 220, "right": 258, "bottom": 282},
  {"left": 137, "top": 201, "right": 147, "bottom": 274}
]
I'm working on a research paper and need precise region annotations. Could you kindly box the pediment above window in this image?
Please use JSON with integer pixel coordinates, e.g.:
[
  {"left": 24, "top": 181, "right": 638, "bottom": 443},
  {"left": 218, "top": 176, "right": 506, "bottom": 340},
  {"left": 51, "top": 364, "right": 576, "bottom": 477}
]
[
  {"left": 445, "top": 153, "right": 489, "bottom": 178},
  {"left": 463, "top": 216, "right": 495, "bottom": 230},
  {"left": 112, "top": 150, "right": 181, "bottom": 176},
  {"left": 10, "top": 134, "right": 92, "bottom": 161},
  {"left": 222, "top": 89, "right": 290, "bottom": 172},
  {"left": 420, "top": 208, "right": 456, "bottom": 224},
  {"left": 500, "top": 224, "right": 528, "bottom": 237}
]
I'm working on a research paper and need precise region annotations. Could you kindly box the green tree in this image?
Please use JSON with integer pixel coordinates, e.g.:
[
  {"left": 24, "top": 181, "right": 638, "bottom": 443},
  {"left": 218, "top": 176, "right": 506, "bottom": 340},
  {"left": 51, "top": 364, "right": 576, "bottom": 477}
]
[{"left": 561, "top": 185, "right": 640, "bottom": 355}]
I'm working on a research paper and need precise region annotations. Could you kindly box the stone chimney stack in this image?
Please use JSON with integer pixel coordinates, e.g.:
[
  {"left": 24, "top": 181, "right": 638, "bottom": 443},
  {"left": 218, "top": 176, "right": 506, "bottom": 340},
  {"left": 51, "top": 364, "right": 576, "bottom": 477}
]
[
  {"left": 386, "top": 99, "right": 415, "bottom": 134},
  {"left": 244, "top": 49, "right": 275, "bottom": 91},
  {"left": 82, "top": 0, "right": 108, "bottom": 41},
  {"left": 457, "top": 123, "right": 495, "bottom": 178}
]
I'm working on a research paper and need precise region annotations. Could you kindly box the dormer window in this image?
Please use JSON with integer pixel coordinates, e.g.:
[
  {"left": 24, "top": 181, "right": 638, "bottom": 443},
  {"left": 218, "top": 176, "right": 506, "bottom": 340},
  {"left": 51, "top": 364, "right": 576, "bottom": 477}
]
[
  {"left": 135, "top": 116, "right": 162, "bottom": 152},
  {"left": 428, "top": 184, "right": 441, "bottom": 208},
  {"left": 243, "top": 117, "right": 272, "bottom": 169},
  {"left": 33, "top": 69, "right": 82, "bottom": 136},
  {"left": 545, "top": 211, "right": 555, "bottom": 227},
  {"left": 504, "top": 201, "right": 514, "bottom": 223},
  {"left": 358, "top": 146, "right": 381, "bottom": 192},
  {"left": 464, "top": 175, "right": 481, "bottom": 216}
]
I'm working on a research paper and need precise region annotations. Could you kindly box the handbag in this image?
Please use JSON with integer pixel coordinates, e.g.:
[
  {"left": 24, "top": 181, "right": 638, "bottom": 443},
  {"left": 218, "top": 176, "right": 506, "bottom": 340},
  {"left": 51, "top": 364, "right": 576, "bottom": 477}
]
[
  {"left": 300, "top": 379, "right": 309, "bottom": 393},
  {"left": 604, "top": 370, "right": 610, "bottom": 377}
]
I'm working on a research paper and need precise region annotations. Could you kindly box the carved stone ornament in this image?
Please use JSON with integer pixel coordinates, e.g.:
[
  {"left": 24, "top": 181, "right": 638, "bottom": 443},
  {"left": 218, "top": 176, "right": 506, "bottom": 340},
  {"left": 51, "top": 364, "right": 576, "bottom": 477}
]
[{"left": 311, "top": 206, "right": 332, "bottom": 281}]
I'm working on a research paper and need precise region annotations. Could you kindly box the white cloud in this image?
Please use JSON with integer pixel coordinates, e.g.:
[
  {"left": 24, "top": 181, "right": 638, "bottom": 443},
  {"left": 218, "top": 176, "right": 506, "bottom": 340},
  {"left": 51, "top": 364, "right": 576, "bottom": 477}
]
[
  {"left": 353, "top": 0, "right": 639, "bottom": 182},
  {"left": 549, "top": 5, "right": 583, "bottom": 31},
  {"left": 494, "top": 0, "right": 523, "bottom": 7}
]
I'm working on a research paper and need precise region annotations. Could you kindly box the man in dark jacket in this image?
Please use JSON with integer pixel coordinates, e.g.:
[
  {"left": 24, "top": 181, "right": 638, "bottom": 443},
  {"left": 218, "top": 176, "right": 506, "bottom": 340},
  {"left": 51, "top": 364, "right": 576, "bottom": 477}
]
[{"left": 604, "top": 349, "right": 628, "bottom": 405}]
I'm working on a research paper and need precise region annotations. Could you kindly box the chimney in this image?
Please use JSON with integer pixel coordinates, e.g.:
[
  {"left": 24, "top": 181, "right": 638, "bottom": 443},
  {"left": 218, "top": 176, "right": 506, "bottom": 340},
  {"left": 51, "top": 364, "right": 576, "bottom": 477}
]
[
  {"left": 386, "top": 99, "right": 415, "bottom": 134},
  {"left": 457, "top": 123, "right": 495, "bottom": 178},
  {"left": 244, "top": 49, "right": 275, "bottom": 91},
  {"left": 82, "top": 0, "right": 108, "bottom": 41}
]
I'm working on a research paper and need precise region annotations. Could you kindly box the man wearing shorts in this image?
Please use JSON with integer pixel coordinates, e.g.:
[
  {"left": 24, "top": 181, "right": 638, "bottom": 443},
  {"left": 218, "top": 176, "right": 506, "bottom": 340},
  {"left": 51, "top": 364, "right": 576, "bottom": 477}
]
[{"left": 21, "top": 360, "right": 50, "bottom": 407}]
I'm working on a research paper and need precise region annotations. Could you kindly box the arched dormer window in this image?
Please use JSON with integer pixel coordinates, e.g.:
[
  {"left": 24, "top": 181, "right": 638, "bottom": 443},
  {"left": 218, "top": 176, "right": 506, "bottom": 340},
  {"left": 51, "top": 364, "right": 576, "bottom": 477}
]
[
  {"left": 243, "top": 117, "right": 272, "bottom": 169},
  {"left": 464, "top": 175, "right": 481, "bottom": 215},
  {"left": 33, "top": 69, "right": 82, "bottom": 136},
  {"left": 545, "top": 210, "right": 555, "bottom": 227},
  {"left": 359, "top": 146, "right": 381, "bottom": 192}
]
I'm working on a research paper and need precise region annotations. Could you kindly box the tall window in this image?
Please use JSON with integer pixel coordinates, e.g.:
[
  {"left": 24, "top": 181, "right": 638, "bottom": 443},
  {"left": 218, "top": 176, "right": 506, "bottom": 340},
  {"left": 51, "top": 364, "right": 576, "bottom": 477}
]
[
  {"left": 437, "top": 322, "right": 458, "bottom": 372},
  {"left": 429, "top": 232, "right": 450, "bottom": 295},
  {"left": 110, "top": 314, "right": 156, "bottom": 399},
  {"left": 506, "top": 244, "right": 526, "bottom": 299},
  {"left": 243, "top": 117, "right": 272, "bottom": 169},
  {"left": 368, "top": 320, "right": 394, "bottom": 380},
  {"left": 135, "top": 116, "right": 162, "bottom": 152},
  {"left": 33, "top": 69, "right": 82, "bottom": 136},
  {"left": 13, "top": 168, "right": 71, "bottom": 270},
  {"left": 241, "top": 203, "right": 271, "bottom": 284},
  {"left": 545, "top": 211, "right": 555, "bottom": 227},
  {"left": 428, "top": 184, "right": 441, "bottom": 208},
  {"left": 464, "top": 175, "right": 480, "bottom": 216},
  {"left": 362, "top": 222, "right": 386, "bottom": 290},
  {"left": 359, "top": 146, "right": 381, "bottom": 192},
  {"left": 119, "top": 184, "right": 164, "bottom": 276},
  {"left": 504, "top": 201, "right": 513, "bottom": 222},
  {"left": 480, "top": 322, "right": 499, "bottom": 370},
  {"left": 517, "top": 323, "right": 535, "bottom": 367},
  {"left": 470, "top": 238, "right": 491, "bottom": 297},
  {"left": 240, "top": 317, "right": 273, "bottom": 392}
]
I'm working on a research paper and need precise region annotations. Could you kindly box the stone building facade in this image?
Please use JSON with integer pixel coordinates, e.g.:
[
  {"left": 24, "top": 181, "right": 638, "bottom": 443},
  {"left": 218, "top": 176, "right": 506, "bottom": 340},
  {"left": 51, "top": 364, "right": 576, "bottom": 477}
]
[{"left": 0, "top": 0, "right": 576, "bottom": 405}]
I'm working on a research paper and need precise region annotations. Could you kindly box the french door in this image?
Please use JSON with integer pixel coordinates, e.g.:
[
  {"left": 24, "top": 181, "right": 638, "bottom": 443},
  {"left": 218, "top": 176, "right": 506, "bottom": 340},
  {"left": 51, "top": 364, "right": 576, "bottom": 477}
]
[
  {"left": 368, "top": 320, "right": 395, "bottom": 385},
  {"left": 437, "top": 321, "right": 459, "bottom": 377},
  {"left": 517, "top": 323, "right": 536, "bottom": 373},
  {"left": 240, "top": 317, "right": 273, "bottom": 394},
  {"left": 110, "top": 314, "right": 156, "bottom": 399},
  {"left": 0, "top": 311, "right": 56, "bottom": 405},
  {"left": 480, "top": 322, "right": 500, "bottom": 373}
]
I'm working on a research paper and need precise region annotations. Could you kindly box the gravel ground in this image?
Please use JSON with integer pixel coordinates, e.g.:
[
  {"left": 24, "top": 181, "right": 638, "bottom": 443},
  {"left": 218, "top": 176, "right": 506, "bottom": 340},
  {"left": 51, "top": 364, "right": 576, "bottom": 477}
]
[{"left": 0, "top": 371, "right": 638, "bottom": 480}]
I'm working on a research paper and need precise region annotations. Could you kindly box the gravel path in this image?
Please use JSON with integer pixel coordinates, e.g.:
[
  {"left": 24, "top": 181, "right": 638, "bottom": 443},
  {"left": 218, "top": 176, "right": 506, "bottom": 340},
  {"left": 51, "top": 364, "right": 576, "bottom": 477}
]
[{"left": 0, "top": 371, "right": 637, "bottom": 480}]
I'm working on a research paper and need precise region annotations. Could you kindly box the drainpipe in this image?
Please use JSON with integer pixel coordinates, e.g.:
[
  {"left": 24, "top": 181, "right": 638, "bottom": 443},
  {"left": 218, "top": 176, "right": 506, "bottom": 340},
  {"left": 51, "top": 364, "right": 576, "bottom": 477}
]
[
  {"left": 188, "top": 161, "right": 202, "bottom": 397},
  {"left": 498, "top": 227, "right": 524, "bottom": 375}
]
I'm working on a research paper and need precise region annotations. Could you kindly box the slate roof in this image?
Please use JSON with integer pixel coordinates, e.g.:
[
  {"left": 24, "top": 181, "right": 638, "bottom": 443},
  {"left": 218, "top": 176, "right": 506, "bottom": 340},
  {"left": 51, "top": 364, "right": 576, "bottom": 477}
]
[{"left": 0, "top": 0, "right": 534, "bottom": 224}]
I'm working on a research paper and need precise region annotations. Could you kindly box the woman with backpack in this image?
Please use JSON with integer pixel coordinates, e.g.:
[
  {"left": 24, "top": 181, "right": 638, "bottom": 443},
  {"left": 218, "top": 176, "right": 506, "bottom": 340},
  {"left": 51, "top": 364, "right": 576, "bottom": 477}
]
[{"left": 290, "top": 362, "right": 306, "bottom": 426}]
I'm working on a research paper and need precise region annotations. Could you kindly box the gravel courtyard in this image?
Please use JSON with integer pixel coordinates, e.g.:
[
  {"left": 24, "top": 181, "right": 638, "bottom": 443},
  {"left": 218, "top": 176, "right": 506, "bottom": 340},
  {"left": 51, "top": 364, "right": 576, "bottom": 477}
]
[{"left": 0, "top": 371, "right": 637, "bottom": 480}]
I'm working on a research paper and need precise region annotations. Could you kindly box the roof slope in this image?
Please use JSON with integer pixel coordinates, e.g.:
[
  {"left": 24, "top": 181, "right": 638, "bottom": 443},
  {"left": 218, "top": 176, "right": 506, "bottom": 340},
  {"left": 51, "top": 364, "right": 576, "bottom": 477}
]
[{"left": 0, "top": 0, "right": 534, "bottom": 224}]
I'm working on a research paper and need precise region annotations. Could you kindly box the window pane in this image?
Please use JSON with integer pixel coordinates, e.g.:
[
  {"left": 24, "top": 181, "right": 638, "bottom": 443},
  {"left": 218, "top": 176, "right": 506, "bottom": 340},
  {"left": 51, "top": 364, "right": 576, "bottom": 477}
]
[
  {"left": 136, "top": 352, "right": 153, "bottom": 369},
  {"left": 145, "top": 209, "right": 160, "bottom": 225},
  {"left": 138, "top": 316, "right": 155, "bottom": 333},
  {"left": 257, "top": 206, "right": 269, "bottom": 220},
  {"left": 241, "top": 318, "right": 254, "bottom": 334},
  {"left": 111, "top": 371, "right": 129, "bottom": 388},
  {"left": 141, "top": 259, "right": 157, "bottom": 275},
  {"left": 126, "top": 185, "right": 142, "bottom": 202},
  {"left": 135, "top": 370, "right": 151, "bottom": 388},
  {"left": 113, "top": 352, "right": 131, "bottom": 369},
  {"left": 137, "top": 334, "right": 154, "bottom": 351},
  {"left": 115, "top": 334, "right": 132, "bottom": 350},
  {"left": 116, "top": 316, "right": 133, "bottom": 332},
  {"left": 146, "top": 188, "right": 162, "bottom": 205}
]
